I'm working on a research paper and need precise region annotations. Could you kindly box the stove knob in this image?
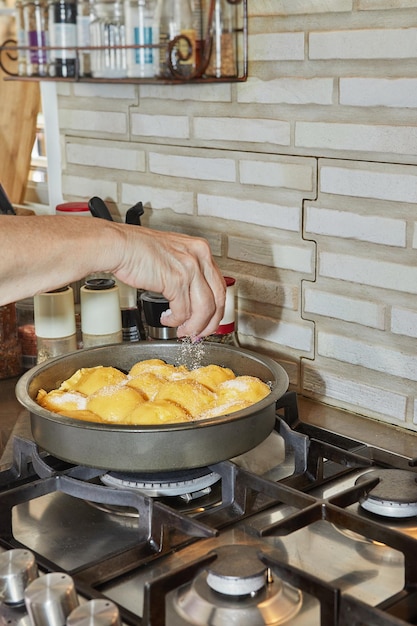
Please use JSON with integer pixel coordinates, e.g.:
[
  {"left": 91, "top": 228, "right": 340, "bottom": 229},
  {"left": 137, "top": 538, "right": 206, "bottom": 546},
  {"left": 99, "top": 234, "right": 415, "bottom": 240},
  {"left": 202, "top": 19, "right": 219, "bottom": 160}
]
[
  {"left": 24, "top": 572, "right": 79, "bottom": 626},
  {"left": 67, "top": 599, "right": 121, "bottom": 626},
  {"left": 0, "top": 549, "right": 38, "bottom": 605}
]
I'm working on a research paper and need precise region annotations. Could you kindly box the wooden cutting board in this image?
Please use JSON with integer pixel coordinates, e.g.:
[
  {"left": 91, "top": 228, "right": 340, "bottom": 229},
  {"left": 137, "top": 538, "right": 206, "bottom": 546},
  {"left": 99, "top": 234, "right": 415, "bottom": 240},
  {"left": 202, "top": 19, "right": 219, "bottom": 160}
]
[{"left": 0, "top": 7, "right": 40, "bottom": 204}]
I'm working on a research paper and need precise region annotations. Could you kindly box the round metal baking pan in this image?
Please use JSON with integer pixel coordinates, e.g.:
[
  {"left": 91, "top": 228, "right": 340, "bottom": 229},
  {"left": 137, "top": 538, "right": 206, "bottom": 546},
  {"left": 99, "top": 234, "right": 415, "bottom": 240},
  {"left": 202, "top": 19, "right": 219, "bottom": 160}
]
[{"left": 15, "top": 342, "right": 288, "bottom": 472}]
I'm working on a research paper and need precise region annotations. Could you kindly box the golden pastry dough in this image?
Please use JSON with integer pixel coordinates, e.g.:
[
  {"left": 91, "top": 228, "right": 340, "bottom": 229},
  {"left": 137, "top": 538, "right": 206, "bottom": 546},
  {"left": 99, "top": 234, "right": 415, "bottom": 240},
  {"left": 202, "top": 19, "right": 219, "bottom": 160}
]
[
  {"left": 155, "top": 379, "right": 215, "bottom": 418},
  {"left": 36, "top": 359, "right": 271, "bottom": 425},
  {"left": 127, "top": 372, "right": 167, "bottom": 400},
  {"left": 216, "top": 376, "right": 271, "bottom": 404},
  {"left": 60, "top": 366, "right": 127, "bottom": 395},
  {"left": 37, "top": 389, "right": 87, "bottom": 412},
  {"left": 87, "top": 385, "right": 146, "bottom": 422},
  {"left": 186, "top": 364, "right": 235, "bottom": 391},
  {"left": 129, "top": 359, "right": 187, "bottom": 380},
  {"left": 126, "top": 399, "right": 192, "bottom": 425}
]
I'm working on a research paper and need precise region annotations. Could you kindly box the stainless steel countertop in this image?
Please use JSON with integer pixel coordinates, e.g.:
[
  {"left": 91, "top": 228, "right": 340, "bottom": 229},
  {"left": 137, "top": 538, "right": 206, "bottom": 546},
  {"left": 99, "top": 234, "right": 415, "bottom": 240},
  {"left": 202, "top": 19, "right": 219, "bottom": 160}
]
[{"left": 1, "top": 376, "right": 417, "bottom": 466}]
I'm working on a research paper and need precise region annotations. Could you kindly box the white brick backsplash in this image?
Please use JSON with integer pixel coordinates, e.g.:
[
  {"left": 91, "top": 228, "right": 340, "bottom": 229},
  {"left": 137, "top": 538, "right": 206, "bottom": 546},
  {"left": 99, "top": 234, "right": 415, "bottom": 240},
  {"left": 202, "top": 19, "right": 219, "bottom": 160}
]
[
  {"left": 139, "top": 82, "right": 232, "bottom": 101},
  {"left": 318, "top": 331, "right": 417, "bottom": 381},
  {"left": 149, "top": 152, "right": 236, "bottom": 182},
  {"left": 198, "top": 195, "right": 300, "bottom": 231},
  {"left": 248, "top": 33, "right": 304, "bottom": 61},
  {"left": 238, "top": 275, "right": 298, "bottom": 311},
  {"left": 358, "top": 0, "right": 417, "bottom": 11},
  {"left": 121, "top": 183, "right": 194, "bottom": 215},
  {"left": 59, "top": 109, "right": 127, "bottom": 135},
  {"left": 194, "top": 117, "right": 291, "bottom": 147},
  {"left": 240, "top": 312, "right": 314, "bottom": 353},
  {"left": 391, "top": 307, "right": 417, "bottom": 338},
  {"left": 131, "top": 114, "right": 190, "bottom": 139},
  {"left": 309, "top": 28, "right": 417, "bottom": 59},
  {"left": 53, "top": 3, "right": 417, "bottom": 431},
  {"left": 297, "top": 123, "right": 417, "bottom": 159},
  {"left": 72, "top": 83, "right": 137, "bottom": 100},
  {"left": 62, "top": 175, "right": 117, "bottom": 200},
  {"left": 305, "top": 205, "right": 406, "bottom": 247},
  {"left": 252, "top": 0, "right": 353, "bottom": 14},
  {"left": 319, "top": 164, "right": 417, "bottom": 203},
  {"left": 340, "top": 78, "right": 417, "bottom": 108},
  {"left": 228, "top": 236, "right": 314, "bottom": 274},
  {"left": 303, "top": 365, "right": 407, "bottom": 421},
  {"left": 320, "top": 252, "right": 417, "bottom": 295},
  {"left": 237, "top": 78, "right": 334, "bottom": 105},
  {"left": 304, "top": 288, "right": 384, "bottom": 329},
  {"left": 66, "top": 141, "right": 146, "bottom": 171},
  {"left": 240, "top": 159, "right": 315, "bottom": 192}
]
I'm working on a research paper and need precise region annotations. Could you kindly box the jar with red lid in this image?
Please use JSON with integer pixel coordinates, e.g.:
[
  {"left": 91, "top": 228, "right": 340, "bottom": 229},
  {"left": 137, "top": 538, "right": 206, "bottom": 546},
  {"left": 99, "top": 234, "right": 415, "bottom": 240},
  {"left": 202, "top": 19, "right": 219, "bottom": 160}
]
[
  {"left": 55, "top": 202, "right": 91, "bottom": 217},
  {"left": 205, "top": 276, "right": 238, "bottom": 345}
]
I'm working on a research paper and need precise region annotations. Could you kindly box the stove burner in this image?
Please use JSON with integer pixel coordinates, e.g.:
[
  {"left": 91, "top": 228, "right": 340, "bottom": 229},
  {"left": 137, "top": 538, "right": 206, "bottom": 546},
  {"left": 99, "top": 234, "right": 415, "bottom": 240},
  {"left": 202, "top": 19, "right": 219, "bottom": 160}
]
[
  {"left": 172, "top": 545, "right": 302, "bottom": 625},
  {"left": 100, "top": 467, "right": 221, "bottom": 499},
  {"left": 356, "top": 469, "right": 417, "bottom": 518}
]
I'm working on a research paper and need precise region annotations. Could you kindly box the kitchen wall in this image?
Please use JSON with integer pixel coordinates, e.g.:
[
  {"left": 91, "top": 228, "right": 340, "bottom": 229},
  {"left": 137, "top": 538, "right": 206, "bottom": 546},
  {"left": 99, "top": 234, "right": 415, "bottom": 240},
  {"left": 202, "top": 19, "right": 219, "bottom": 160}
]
[{"left": 52, "top": 0, "right": 417, "bottom": 429}]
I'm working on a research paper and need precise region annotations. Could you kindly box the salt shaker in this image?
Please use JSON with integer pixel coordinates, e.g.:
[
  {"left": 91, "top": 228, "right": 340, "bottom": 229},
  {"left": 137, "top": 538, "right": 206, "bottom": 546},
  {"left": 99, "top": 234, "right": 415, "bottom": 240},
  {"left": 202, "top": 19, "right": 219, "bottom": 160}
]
[
  {"left": 80, "top": 278, "right": 123, "bottom": 347},
  {"left": 34, "top": 286, "right": 77, "bottom": 363},
  {"left": 205, "top": 276, "right": 238, "bottom": 345}
]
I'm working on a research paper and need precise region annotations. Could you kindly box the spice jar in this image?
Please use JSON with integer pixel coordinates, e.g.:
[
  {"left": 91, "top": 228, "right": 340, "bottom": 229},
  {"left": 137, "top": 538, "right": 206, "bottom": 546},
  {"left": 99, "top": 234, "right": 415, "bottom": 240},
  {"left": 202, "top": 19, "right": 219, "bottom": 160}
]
[
  {"left": 0, "top": 304, "right": 22, "bottom": 379},
  {"left": 124, "top": 0, "right": 158, "bottom": 78},
  {"left": 155, "top": 0, "right": 196, "bottom": 78},
  {"left": 140, "top": 291, "right": 177, "bottom": 340},
  {"left": 76, "top": 0, "right": 94, "bottom": 75},
  {"left": 90, "top": 0, "right": 127, "bottom": 78},
  {"left": 23, "top": 0, "right": 50, "bottom": 76},
  {"left": 49, "top": 0, "right": 77, "bottom": 77},
  {"left": 34, "top": 286, "right": 77, "bottom": 363},
  {"left": 15, "top": 0, "right": 28, "bottom": 75},
  {"left": 205, "top": 276, "right": 238, "bottom": 345},
  {"left": 80, "top": 278, "right": 123, "bottom": 347},
  {"left": 16, "top": 298, "right": 37, "bottom": 371},
  {"left": 205, "top": 0, "right": 237, "bottom": 78},
  {"left": 55, "top": 201, "right": 91, "bottom": 217}
]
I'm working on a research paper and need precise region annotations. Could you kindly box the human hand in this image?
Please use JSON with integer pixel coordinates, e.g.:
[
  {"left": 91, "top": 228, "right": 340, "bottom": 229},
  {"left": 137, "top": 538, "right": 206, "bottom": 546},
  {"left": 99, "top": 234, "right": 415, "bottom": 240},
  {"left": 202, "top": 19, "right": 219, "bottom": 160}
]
[{"left": 112, "top": 225, "right": 226, "bottom": 339}]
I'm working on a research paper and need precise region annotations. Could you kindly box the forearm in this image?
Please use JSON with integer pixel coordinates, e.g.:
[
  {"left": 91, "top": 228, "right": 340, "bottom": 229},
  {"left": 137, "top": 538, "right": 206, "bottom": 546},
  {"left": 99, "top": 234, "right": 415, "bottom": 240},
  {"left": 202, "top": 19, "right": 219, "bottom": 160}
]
[
  {"left": 0, "top": 215, "right": 225, "bottom": 338},
  {"left": 0, "top": 215, "right": 124, "bottom": 305}
]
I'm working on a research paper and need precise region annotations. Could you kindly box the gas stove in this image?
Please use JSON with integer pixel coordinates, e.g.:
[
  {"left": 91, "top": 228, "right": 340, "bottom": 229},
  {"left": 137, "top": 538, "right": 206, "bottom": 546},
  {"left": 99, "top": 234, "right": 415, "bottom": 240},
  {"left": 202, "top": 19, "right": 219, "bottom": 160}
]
[{"left": 1, "top": 391, "right": 417, "bottom": 625}]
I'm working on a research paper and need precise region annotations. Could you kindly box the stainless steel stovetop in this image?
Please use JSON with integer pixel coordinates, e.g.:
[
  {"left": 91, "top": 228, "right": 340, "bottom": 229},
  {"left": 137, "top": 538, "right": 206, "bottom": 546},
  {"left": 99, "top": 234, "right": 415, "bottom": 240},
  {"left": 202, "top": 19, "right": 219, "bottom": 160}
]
[{"left": 1, "top": 391, "right": 417, "bottom": 625}]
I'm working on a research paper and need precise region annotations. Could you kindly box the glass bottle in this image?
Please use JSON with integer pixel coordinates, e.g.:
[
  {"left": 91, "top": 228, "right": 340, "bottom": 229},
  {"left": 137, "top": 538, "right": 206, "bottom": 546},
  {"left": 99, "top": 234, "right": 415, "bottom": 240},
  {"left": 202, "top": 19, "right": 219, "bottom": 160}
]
[
  {"left": 116, "top": 280, "right": 145, "bottom": 342},
  {"left": 124, "top": 0, "right": 158, "bottom": 77},
  {"left": 205, "top": 276, "right": 239, "bottom": 345},
  {"left": 15, "top": 0, "right": 28, "bottom": 75},
  {"left": 49, "top": 0, "right": 77, "bottom": 77},
  {"left": 155, "top": 0, "right": 196, "bottom": 78},
  {"left": 34, "top": 287, "right": 77, "bottom": 363},
  {"left": 76, "top": 0, "right": 94, "bottom": 75},
  {"left": 90, "top": 0, "right": 126, "bottom": 78},
  {"left": 206, "top": 0, "right": 237, "bottom": 78},
  {"left": 23, "top": 0, "right": 50, "bottom": 76}
]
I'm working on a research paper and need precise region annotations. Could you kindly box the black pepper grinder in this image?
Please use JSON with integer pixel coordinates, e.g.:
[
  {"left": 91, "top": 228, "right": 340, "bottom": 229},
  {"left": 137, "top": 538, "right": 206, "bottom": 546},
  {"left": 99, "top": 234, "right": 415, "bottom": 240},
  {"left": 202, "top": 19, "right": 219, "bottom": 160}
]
[{"left": 140, "top": 291, "right": 177, "bottom": 340}]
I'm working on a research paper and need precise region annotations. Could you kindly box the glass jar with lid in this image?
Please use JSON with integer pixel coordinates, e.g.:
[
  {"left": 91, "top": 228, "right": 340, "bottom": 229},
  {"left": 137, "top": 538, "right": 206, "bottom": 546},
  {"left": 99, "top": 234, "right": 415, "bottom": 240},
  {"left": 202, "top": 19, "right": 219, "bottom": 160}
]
[{"left": 90, "top": 0, "right": 127, "bottom": 78}]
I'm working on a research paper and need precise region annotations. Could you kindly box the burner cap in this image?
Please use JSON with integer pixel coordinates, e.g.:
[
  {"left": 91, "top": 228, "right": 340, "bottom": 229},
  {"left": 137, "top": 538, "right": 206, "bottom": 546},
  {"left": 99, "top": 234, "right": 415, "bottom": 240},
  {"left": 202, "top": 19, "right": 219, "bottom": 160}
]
[
  {"left": 172, "top": 544, "right": 302, "bottom": 626},
  {"left": 206, "top": 545, "right": 267, "bottom": 596},
  {"left": 101, "top": 467, "right": 221, "bottom": 498},
  {"left": 356, "top": 469, "right": 417, "bottom": 518}
]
